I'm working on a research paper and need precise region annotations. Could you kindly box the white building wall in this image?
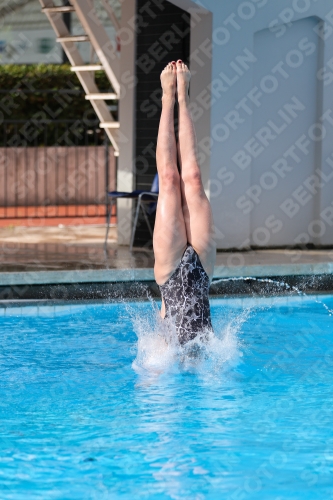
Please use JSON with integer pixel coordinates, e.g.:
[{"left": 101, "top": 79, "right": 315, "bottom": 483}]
[{"left": 195, "top": 0, "right": 333, "bottom": 249}]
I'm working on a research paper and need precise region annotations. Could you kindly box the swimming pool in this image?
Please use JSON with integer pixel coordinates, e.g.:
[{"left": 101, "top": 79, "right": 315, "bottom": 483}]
[{"left": 0, "top": 294, "right": 332, "bottom": 499}]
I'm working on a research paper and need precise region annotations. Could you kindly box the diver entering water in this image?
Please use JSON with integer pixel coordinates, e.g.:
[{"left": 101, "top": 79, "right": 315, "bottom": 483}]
[{"left": 153, "top": 60, "right": 217, "bottom": 345}]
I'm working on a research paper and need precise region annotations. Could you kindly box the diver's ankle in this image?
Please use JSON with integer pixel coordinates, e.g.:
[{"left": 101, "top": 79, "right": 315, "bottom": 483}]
[{"left": 162, "top": 94, "right": 175, "bottom": 106}]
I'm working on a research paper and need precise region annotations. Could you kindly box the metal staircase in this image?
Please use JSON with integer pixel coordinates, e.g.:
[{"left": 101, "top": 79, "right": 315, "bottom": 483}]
[{"left": 40, "top": 0, "right": 120, "bottom": 154}]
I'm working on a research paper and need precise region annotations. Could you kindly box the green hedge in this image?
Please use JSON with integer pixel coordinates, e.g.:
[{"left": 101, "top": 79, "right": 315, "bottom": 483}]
[{"left": 0, "top": 64, "right": 114, "bottom": 121}]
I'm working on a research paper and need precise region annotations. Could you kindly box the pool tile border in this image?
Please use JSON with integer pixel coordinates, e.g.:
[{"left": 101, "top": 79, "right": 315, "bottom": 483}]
[{"left": 0, "top": 292, "right": 332, "bottom": 315}]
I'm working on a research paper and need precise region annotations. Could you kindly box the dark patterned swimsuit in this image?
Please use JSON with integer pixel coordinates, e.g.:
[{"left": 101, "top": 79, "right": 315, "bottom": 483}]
[{"left": 159, "top": 245, "right": 213, "bottom": 345}]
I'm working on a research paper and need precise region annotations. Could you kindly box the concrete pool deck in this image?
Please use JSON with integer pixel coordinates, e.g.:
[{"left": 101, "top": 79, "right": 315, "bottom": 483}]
[{"left": 0, "top": 225, "right": 333, "bottom": 287}]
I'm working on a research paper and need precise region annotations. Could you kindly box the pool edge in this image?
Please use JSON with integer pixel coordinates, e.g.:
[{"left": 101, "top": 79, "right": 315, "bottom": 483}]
[{"left": 0, "top": 273, "right": 332, "bottom": 303}]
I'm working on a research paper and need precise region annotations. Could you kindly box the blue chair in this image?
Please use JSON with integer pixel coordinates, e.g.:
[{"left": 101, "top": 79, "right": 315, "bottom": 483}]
[{"left": 105, "top": 173, "right": 159, "bottom": 251}]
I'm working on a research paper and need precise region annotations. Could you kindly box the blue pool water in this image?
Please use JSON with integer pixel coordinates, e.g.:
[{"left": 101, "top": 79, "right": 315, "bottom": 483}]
[{"left": 0, "top": 294, "right": 333, "bottom": 499}]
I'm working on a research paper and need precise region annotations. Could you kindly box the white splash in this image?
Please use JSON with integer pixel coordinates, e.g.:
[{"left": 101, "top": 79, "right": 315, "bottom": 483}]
[
  {"left": 129, "top": 299, "right": 252, "bottom": 379},
  {"left": 131, "top": 306, "right": 179, "bottom": 377}
]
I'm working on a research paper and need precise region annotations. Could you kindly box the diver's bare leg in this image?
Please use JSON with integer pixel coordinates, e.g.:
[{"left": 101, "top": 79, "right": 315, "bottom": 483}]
[
  {"left": 153, "top": 62, "right": 187, "bottom": 287},
  {"left": 176, "top": 60, "right": 216, "bottom": 280}
]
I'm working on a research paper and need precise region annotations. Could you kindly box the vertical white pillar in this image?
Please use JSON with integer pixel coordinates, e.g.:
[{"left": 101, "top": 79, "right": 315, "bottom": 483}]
[{"left": 117, "top": 0, "right": 136, "bottom": 245}]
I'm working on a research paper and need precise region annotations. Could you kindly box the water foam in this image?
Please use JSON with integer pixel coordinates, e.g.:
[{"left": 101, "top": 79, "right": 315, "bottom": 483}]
[{"left": 128, "top": 297, "right": 250, "bottom": 379}]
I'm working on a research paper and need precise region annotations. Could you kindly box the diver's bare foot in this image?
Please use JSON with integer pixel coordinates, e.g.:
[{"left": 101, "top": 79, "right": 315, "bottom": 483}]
[
  {"left": 176, "top": 60, "right": 191, "bottom": 103},
  {"left": 160, "top": 62, "right": 177, "bottom": 101}
]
